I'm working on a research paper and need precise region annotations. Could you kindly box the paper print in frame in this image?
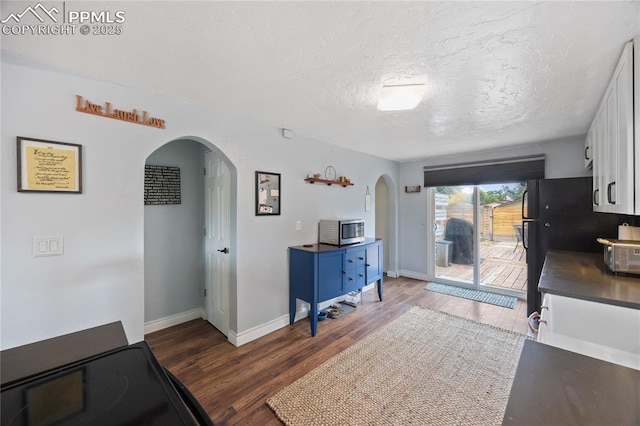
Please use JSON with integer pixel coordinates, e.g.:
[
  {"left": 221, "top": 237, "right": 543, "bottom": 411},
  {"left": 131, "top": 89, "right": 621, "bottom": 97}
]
[{"left": 17, "top": 137, "right": 82, "bottom": 193}]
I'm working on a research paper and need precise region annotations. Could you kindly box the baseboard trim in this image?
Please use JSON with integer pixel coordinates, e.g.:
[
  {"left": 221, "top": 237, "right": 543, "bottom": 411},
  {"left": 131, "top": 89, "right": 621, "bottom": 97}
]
[
  {"left": 398, "top": 270, "right": 430, "bottom": 281},
  {"left": 228, "top": 313, "right": 298, "bottom": 347},
  {"left": 144, "top": 308, "right": 205, "bottom": 335},
  {"left": 228, "top": 286, "right": 379, "bottom": 346},
  {"left": 386, "top": 270, "right": 399, "bottom": 278}
]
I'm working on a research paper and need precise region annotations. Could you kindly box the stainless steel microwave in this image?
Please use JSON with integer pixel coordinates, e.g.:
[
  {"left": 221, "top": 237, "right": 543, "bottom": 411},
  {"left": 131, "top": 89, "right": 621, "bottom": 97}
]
[{"left": 319, "top": 219, "right": 365, "bottom": 245}]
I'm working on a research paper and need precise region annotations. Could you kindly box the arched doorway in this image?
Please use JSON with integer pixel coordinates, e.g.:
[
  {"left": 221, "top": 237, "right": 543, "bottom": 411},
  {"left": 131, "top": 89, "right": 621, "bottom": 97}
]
[{"left": 143, "top": 137, "right": 237, "bottom": 341}]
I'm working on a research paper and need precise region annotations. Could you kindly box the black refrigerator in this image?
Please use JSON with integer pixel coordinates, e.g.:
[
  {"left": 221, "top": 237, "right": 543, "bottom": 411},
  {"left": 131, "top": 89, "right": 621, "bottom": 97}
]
[{"left": 523, "top": 177, "right": 631, "bottom": 316}]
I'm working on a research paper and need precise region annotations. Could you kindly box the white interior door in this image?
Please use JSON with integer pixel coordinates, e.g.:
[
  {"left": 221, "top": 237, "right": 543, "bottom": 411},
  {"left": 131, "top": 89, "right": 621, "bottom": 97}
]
[{"left": 205, "top": 150, "right": 231, "bottom": 336}]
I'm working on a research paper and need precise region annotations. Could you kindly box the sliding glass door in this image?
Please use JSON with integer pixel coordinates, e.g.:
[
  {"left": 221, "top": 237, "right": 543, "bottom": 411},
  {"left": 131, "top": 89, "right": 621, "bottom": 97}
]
[
  {"left": 429, "top": 183, "right": 527, "bottom": 298},
  {"left": 433, "top": 185, "right": 477, "bottom": 287}
]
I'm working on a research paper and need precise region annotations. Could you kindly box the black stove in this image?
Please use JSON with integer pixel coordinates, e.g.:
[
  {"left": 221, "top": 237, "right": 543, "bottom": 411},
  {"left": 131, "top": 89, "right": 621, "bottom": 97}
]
[{"left": 1, "top": 342, "right": 212, "bottom": 426}]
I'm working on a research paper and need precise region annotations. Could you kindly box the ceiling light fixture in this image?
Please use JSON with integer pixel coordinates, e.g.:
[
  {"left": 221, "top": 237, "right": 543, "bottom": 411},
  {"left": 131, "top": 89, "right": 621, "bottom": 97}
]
[{"left": 376, "top": 84, "right": 427, "bottom": 111}]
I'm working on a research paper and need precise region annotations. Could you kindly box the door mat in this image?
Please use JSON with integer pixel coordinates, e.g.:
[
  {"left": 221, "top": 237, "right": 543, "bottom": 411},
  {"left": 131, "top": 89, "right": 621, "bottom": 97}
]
[{"left": 425, "top": 282, "right": 517, "bottom": 309}]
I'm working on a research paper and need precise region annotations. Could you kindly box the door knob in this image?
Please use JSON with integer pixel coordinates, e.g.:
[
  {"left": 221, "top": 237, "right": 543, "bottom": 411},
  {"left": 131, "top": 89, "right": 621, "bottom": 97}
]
[{"left": 217, "top": 247, "right": 229, "bottom": 254}]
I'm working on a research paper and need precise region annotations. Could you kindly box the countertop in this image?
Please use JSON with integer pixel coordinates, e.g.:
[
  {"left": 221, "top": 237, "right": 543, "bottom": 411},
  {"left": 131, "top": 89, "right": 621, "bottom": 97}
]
[
  {"left": 503, "top": 339, "right": 640, "bottom": 425},
  {"left": 289, "top": 237, "right": 380, "bottom": 253},
  {"left": 538, "top": 250, "right": 640, "bottom": 310}
]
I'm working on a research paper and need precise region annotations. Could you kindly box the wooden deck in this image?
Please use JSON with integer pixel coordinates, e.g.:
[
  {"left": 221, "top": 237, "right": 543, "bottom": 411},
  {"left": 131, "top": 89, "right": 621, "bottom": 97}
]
[{"left": 436, "top": 240, "right": 527, "bottom": 292}]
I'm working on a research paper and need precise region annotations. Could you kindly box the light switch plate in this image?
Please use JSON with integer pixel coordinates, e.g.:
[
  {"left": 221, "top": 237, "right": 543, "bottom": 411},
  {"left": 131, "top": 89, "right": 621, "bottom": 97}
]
[{"left": 33, "top": 236, "right": 63, "bottom": 257}]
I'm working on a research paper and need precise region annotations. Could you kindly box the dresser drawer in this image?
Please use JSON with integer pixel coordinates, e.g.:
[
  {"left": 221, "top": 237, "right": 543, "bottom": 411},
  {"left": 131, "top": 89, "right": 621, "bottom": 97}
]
[
  {"left": 345, "top": 248, "right": 366, "bottom": 270},
  {"left": 344, "top": 267, "right": 366, "bottom": 292}
]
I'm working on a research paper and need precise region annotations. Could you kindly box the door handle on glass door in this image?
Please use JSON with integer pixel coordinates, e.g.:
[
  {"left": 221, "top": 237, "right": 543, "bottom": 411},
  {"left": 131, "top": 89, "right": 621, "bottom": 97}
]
[
  {"left": 521, "top": 189, "right": 529, "bottom": 219},
  {"left": 217, "top": 247, "right": 229, "bottom": 254}
]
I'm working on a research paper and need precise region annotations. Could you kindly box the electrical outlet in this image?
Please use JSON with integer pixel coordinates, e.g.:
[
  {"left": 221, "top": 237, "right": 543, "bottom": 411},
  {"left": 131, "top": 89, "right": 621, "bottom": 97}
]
[{"left": 296, "top": 220, "right": 302, "bottom": 231}]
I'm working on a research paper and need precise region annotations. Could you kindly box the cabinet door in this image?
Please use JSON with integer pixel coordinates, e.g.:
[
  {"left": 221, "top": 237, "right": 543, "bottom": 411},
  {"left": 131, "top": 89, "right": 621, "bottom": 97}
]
[
  {"left": 318, "top": 251, "right": 344, "bottom": 301},
  {"left": 602, "top": 42, "right": 634, "bottom": 214},
  {"left": 604, "top": 84, "right": 617, "bottom": 212},
  {"left": 635, "top": 37, "right": 640, "bottom": 214},
  {"left": 366, "top": 241, "right": 382, "bottom": 283},
  {"left": 592, "top": 107, "right": 606, "bottom": 211},
  {"left": 612, "top": 42, "right": 634, "bottom": 214},
  {"left": 538, "top": 293, "right": 640, "bottom": 370},
  {"left": 584, "top": 127, "right": 593, "bottom": 169}
]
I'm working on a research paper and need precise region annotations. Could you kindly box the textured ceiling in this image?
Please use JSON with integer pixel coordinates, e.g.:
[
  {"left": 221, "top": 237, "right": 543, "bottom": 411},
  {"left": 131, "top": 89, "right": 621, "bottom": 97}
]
[{"left": 2, "top": 1, "right": 639, "bottom": 162}]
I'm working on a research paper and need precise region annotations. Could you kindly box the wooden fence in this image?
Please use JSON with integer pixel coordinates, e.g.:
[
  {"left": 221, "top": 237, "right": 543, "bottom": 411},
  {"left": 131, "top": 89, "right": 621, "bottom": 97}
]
[
  {"left": 435, "top": 193, "right": 521, "bottom": 241},
  {"left": 492, "top": 201, "right": 521, "bottom": 239}
]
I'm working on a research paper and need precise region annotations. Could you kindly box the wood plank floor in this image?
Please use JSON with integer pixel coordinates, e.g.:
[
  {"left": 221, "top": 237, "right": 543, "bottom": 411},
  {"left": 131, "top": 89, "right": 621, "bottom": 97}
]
[{"left": 146, "top": 276, "right": 529, "bottom": 426}]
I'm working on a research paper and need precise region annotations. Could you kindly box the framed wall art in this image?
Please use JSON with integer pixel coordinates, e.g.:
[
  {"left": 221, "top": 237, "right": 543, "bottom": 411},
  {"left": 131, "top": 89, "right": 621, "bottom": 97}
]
[
  {"left": 17, "top": 137, "right": 83, "bottom": 193},
  {"left": 256, "top": 171, "right": 280, "bottom": 216}
]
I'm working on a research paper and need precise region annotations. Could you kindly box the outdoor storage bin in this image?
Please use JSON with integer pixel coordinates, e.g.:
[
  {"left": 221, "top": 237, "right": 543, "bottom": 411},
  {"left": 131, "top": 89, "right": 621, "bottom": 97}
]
[{"left": 436, "top": 240, "right": 453, "bottom": 267}]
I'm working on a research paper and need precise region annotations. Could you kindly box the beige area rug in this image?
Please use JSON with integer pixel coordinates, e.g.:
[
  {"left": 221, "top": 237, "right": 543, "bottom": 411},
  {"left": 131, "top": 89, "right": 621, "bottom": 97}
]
[{"left": 267, "top": 307, "right": 525, "bottom": 426}]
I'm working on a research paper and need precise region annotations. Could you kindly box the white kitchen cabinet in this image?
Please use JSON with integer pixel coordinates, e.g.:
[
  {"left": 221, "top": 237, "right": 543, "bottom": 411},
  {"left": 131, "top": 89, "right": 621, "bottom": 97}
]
[
  {"left": 538, "top": 293, "right": 640, "bottom": 370},
  {"left": 587, "top": 40, "right": 635, "bottom": 214},
  {"left": 584, "top": 119, "right": 593, "bottom": 169},
  {"left": 590, "top": 104, "right": 607, "bottom": 211},
  {"left": 584, "top": 125, "right": 593, "bottom": 169}
]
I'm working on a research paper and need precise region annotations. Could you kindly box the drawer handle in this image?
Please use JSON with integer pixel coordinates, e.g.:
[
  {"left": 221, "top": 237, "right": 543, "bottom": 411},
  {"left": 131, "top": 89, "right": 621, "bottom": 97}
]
[
  {"left": 366, "top": 263, "right": 371, "bottom": 267},
  {"left": 359, "top": 273, "right": 364, "bottom": 277},
  {"left": 348, "top": 260, "right": 354, "bottom": 263},
  {"left": 358, "top": 257, "right": 364, "bottom": 260},
  {"left": 349, "top": 277, "right": 354, "bottom": 281},
  {"left": 342, "top": 270, "right": 346, "bottom": 274}
]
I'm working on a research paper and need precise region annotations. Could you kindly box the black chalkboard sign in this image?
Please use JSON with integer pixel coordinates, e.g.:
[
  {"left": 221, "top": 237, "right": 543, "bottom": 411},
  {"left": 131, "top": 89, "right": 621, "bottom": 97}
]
[{"left": 144, "top": 165, "right": 181, "bottom": 205}]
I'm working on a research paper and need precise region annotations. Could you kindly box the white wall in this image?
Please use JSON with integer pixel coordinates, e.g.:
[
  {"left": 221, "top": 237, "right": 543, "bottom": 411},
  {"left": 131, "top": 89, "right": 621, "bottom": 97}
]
[
  {"left": 144, "top": 140, "right": 206, "bottom": 323},
  {"left": 397, "top": 136, "right": 590, "bottom": 278},
  {"left": 0, "top": 56, "right": 399, "bottom": 349}
]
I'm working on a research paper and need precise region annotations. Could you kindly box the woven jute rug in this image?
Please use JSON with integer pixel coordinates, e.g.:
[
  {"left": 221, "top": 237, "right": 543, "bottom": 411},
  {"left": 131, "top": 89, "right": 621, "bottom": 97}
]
[{"left": 267, "top": 307, "right": 525, "bottom": 425}]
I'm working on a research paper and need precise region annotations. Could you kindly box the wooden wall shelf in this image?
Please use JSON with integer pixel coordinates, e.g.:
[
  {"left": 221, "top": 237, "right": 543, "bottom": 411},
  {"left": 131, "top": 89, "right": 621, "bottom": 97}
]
[{"left": 304, "top": 177, "right": 354, "bottom": 187}]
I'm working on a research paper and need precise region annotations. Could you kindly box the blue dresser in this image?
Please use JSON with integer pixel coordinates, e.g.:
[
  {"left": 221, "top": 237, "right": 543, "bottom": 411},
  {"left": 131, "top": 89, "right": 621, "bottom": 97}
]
[{"left": 289, "top": 238, "right": 383, "bottom": 336}]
